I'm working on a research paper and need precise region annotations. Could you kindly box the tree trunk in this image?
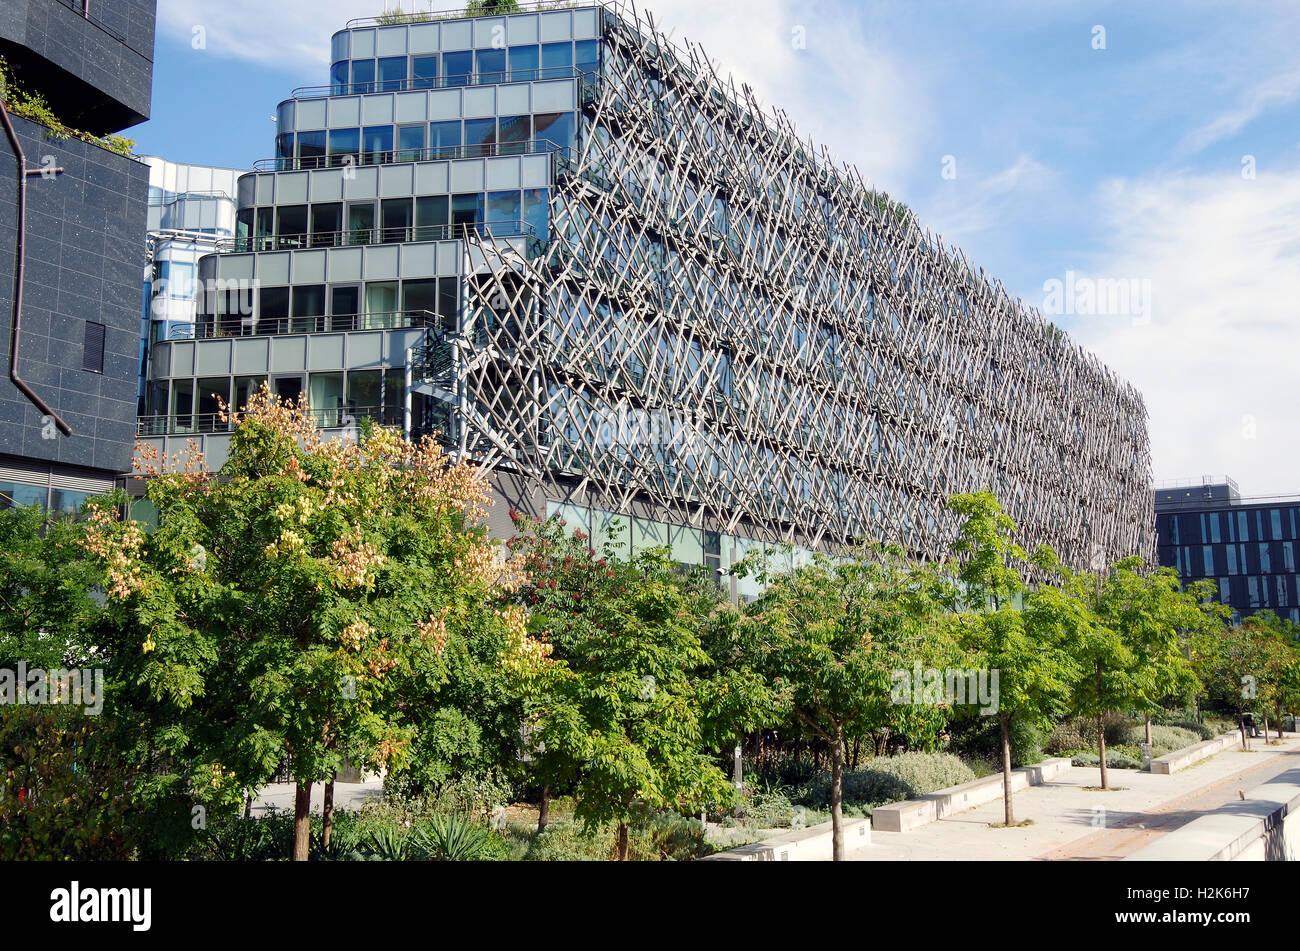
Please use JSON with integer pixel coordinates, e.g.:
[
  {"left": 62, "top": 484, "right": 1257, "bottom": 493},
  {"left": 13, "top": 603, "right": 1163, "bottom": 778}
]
[
  {"left": 1097, "top": 711, "right": 1109, "bottom": 790},
  {"left": 1262, "top": 715, "right": 1270, "bottom": 742},
  {"left": 322, "top": 776, "right": 335, "bottom": 853},
  {"left": 616, "top": 821, "right": 629, "bottom": 862},
  {"left": 1000, "top": 712, "right": 1014, "bottom": 825},
  {"left": 1240, "top": 714, "right": 1249, "bottom": 751},
  {"left": 293, "top": 780, "right": 313, "bottom": 861},
  {"left": 538, "top": 786, "right": 551, "bottom": 831},
  {"left": 830, "top": 728, "right": 844, "bottom": 861},
  {"left": 243, "top": 789, "right": 252, "bottom": 819},
  {"left": 1096, "top": 664, "right": 1108, "bottom": 790},
  {"left": 1144, "top": 714, "right": 1152, "bottom": 746}
]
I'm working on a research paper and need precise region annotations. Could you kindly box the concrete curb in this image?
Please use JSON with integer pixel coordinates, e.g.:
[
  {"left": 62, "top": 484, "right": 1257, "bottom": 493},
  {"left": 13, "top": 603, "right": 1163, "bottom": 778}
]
[
  {"left": 1125, "top": 766, "right": 1300, "bottom": 861},
  {"left": 1149, "top": 731, "right": 1246, "bottom": 775},
  {"left": 700, "top": 817, "right": 871, "bottom": 861},
  {"left": 870, "top": 758, "right": 1074, "bottom": 833}
]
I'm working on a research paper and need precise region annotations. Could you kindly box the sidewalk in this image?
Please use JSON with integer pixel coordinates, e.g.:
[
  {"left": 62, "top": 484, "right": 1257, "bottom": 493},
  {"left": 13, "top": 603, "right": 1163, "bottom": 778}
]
[
  {"left": 250, "top": 778, "right": 385, "bottom": 816},
  {"left": 850, "top": 733, "right": 1300, "bottom": 861}
]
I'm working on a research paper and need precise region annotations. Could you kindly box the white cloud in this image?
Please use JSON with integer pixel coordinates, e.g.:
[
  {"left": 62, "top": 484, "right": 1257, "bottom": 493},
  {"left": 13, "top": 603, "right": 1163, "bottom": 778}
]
[
  {"left": 1068, "top": 167, "right": 1300, "bottom": 497},
  {"left": 1178, "top": 68, "right": 1300, "bottom": 155},
  {"left": 160, "top": 0, "right": 359, "bottom": 71},
  {"left": 920, "top": 153, "right": 1056, "bottom": 244}
]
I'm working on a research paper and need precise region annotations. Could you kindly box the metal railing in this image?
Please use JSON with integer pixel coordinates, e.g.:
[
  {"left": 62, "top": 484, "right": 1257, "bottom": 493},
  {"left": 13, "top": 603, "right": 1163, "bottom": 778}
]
[
  {"left": 345, "top": 3, "right": 609, "bottom": 29},
  {"left": 1154, "top": 475, "right": 1241, "bottom": 492},
  {"left": 293, "top": 67, "right": 597, "bottom": 99},
  {"left": 217, "top": 219, "right": 537, "bottom": 254},
  {"left": 139, "top": 405, "right": 398, "bottom": 437},
  {"left": 252, "top": 137, "right": 568, "bottom": 172},
  {"left": 172, "top": 310, "right": 442, "bottom": 341}
]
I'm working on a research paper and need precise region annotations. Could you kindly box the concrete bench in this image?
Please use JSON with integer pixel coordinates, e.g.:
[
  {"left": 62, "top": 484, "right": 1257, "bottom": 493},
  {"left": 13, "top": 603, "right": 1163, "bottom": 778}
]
[
  {"left": 1125, "top": 767, "right": 1300, "bottom": 861},
  {"left": 1148, "top": 732, "right": 1243, "bottom": 775},
  {"left": 870, "top": 757, "right": 1074, "bottom": 833},
  {"left": 701, "top": 816, "right": 871, "bottom": 861}
]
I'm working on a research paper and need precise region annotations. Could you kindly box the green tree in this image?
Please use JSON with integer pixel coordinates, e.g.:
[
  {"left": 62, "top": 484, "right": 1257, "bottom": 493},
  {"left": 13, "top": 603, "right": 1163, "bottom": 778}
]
[
  {"left": 949, "top": 492, "right": 1076, "bottom": 824},
  {"left": 81, "top": 394, "right": 537, "bottom": 860},
  {"left": 746, "top": 543, "right": 957, "bottom": 859},
  {"left": 507, "top": 514, "right": 731, "bottom": 859}
]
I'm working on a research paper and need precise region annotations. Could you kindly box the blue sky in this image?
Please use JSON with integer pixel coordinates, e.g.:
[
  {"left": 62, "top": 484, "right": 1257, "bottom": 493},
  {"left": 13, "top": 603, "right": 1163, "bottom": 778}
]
[{"left": 134, "top": 0, "right": 1300, "bottom": 496}]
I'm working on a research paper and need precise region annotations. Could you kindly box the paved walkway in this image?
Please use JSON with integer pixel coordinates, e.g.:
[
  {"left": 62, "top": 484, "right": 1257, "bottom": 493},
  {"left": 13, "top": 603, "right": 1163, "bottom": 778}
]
[
  {"left": 850, "top": 733, "right": 1300, "bottom": 861},
  {"left": 250, "top": 779, "right": 385, "bottom": 816}
]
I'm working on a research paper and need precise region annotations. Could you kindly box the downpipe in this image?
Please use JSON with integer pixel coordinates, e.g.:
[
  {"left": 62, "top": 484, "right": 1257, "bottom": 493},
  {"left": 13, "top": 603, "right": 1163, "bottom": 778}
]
[{"left": 1, "top": 98, "right": 71, "bottom": 435}]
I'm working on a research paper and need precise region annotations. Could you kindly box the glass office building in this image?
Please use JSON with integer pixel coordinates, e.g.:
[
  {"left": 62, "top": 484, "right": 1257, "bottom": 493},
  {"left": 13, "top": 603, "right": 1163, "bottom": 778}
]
[
  {"left": 138, "top": 3, "right": 1154, "bottom": 576},
  {"left": 1156, "top": 478, "right": 1300, "bottom": 624}
]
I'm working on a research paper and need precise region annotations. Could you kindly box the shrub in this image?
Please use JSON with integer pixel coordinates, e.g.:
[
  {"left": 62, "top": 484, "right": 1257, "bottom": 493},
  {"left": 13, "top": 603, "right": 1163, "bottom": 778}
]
[
  {"left": 1118, "top": 725, "right": 1201, "bottom": 754},
  {"left": 1071, "top": 751, "right": 1140, "bottom": 769},
  {"left": 801, "top": 752, "right": 976, "bottom": 810},
  {"left": 630, "top": 812, "right": 713, "bottom": 861},
  {"left": 410, "top": 814, "right": 495, "bottom": 861},
  {"left": 1154, "top": 718, "right": 1215, "bottom": 742},
  {"left": 946, "top": 714, "right": 1044, "bottom": 767}
]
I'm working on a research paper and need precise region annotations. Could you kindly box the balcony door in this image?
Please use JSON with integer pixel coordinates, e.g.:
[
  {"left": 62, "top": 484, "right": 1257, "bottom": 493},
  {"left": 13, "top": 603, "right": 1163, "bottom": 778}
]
[{"left": 329, "top": 285, "right": 361, "bottom": 332}]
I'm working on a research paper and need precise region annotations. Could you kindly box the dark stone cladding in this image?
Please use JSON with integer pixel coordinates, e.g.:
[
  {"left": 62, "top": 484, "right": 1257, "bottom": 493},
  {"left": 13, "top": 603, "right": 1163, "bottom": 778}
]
[
  {"left": 0, "top": 114, "right": 149, "bottom": 476},
  {"left": 0, "top": 0, "right": 156, "bottom": 135}
]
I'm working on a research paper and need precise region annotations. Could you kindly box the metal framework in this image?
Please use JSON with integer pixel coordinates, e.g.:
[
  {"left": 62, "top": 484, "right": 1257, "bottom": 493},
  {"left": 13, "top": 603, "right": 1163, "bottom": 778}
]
[{"left": 415, "top": 3, "right": 1155, "bottom": 566}]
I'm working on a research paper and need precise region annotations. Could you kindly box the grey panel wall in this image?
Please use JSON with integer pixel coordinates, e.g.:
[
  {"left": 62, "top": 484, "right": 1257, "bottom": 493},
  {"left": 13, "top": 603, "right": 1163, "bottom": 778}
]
[
  {"left": 0, "top": 115, "right": 149, "bottom": 475},
  {"left": 0, "top": 0, "right": 156, "bottom": 134}
]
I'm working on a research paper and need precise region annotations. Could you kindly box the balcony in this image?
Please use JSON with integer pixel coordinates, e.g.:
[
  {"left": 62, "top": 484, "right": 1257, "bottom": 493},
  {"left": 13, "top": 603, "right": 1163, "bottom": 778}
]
[
  {"left": 251, "top": 137, "right": 570, "bottom": 173},
  {"left": 138, "top": 406, "right": 400, "bottom": 438},
  {"left": 216, "top": 219, "right": 539, "bottom": 254},
  {"left": 171, "top": 309, "right": 441, "bottom": 341},
  {"left": 290, "top": 66, "right": 597, "bottom": 99}
]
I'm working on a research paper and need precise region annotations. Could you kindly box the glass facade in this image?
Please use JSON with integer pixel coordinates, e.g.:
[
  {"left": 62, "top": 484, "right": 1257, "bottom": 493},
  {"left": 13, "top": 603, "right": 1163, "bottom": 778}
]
[{"left": 1156, "top": 494, "right": 1300, "bottom": 623}]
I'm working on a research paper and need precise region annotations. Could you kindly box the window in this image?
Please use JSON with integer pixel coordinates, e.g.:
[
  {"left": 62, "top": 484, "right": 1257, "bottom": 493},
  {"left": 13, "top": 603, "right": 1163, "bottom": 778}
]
[
  {"left": 397, "top": 124, "right": 425, "bottom": 162},
  {"left": 310, "top": 203, "right": 342, "bottom": 248},
  {"left": 523, "top": 188, "right": 549, "bottom": 241},
  {"left": 276, "top": 132, "right": 293, "bottom": 160},
  {"left": 402, "top": 279, "right": 439, "bottom": 317},
  {"left": 415, "top": 195, "right": 449, "bottom": 240},
  {"left": 476, "top": 48, "right": 506, "bottom": 83},
  {"left": 275, "top": 205, "right": 308, "bottom": 248},
  {"left": 486, "top": 190, "right": 522, "bottom": 231},
  {"left": 365, "top": 281, "right": 399, "bottom": 318},
  {"left": 291, "top": 285, "right": 326, "bottom": 331},
  {"left": 197, "top": 377, "right": 228, "bottom": 431},
  {"left": 309, "top": 373, "right": 345, "bottom": 426},
  {"left": 350, "top": 59, "right": 375, "bottom": 94},
  {"left": 412, "top": 55, "right": 438, "bottom": 88},
  {"left": 330, "top": 286, "right": 361, "bottom": 326},
  {"left": 258, "top": 286, "right": 289, "bottom": 330},
  {"left": 347, "top": 202, "right": 375, "bottom": 245},
  {"left": 498, "top": 115, "right": 531, "bottom": 154},
  {"left": 0, "top": 481, "right": 49, "bottom": 510},
  {"left": 438, "top": 277, "right": 459, "bottom": 323},
  {"left": 377, "top": 56, "right": 407, "bottom": 91},
  {"left": 171, "top": 378, "right": 194, "bottom": 429},
  {"left": 509, "top": 44, "right": 539, "bottom": 81},
  {"left": 1260, "top": 544, "right": 1272, "bottom": 574},
  {"left": 443, "top": 50, "right": 472, "bottom": 86},
  {"left": 328, "top": 128, "right": 360, "bottom": 167},
  {"left": 297, "top": 130, "right": 327, "bottom": 168},
  {"left": 1272, "top": 509, "right": 1284, "bottom": 540},
  {"left": 330, "top": 61, "right": 348, "bottom": 92},
  {"left": 82, "top": 321, "right": 105, "bottom": 372},
  {"left": 429, "top": 120, "right": 462, "bottom": 154},
  {"left": 534, "top": 112, "right": 575, "bottom": 151},
  {"left": 575, "top": 39, "right": 599, "bottom": 74},
  {"left": 233, "top": 376, "right": 266, "bottom": 411},
  {"left": 541, "top": 41, "right": 573, "bottom": 72},
  {"left": 362, "top": 125, "right": 394, "bottom": 165},
  {"left": 451, "top": 193, "right": 484, "bottom": 230},
  {"left": 348, "top": 370, "right": 382, "bottom": 412},
  {"left": 464, "top": 118, "right": 497, "bottom": 156},
  {"left": 381, "top": 198, "right": 413, "bottom": 243}
]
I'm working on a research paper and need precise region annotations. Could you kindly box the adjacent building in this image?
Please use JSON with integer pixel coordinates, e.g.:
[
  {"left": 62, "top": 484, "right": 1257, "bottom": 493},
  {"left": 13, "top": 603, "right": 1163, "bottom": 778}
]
[
  {"left": 1155, "top": 477, "right": 1300, "bottom": 624},
  {"left": 139, "top": 157, "right": 241, "bottom": 412},
  {"left": 138, "top": 2, "right": 1153, "bottom": 585},
  {"left": 0, "top": 0, "right": 156, "bottom": 511}
]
